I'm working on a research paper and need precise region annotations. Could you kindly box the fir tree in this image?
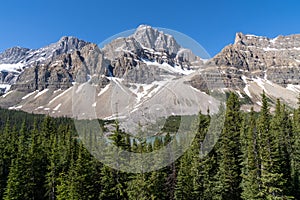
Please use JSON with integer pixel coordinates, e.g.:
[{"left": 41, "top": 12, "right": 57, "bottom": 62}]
[
  {"left": 257, "top": 92, "right": 293, "bottom": 199},
  {"left": 3, "top": 121, "right": 33, "bottom": 200},
  {"left": 240, "top": 108, "right": 261, "bottom": 200},
  {"left": 215, "top": 92, "right": 242, "bottom": 200},
  {"left": 292, "top": 96, "right": 300, "bottom": 198}
]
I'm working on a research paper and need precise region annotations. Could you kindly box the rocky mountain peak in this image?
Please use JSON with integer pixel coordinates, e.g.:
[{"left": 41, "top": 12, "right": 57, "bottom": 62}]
[
  {"left": 102, "top": 25, "right": 203, "bottom": 83},
  {"left": 233, "top": 32, "right": 300, "bottom": 49},
  {"left": 0, "top": 36, "right": 90, "bottom": 93},
  {"left": 44, "top": 36, "right": 90, "bottom": 59},
  {"left": 0, "top": 46, "right": 31, "bottom": 64},
  {"left": 0, "top": 36, "right": 90, "bottom": 66},
  {"left": 133, "top": 25, "right": 180, "bottom": 55},
  {"left": 3, "top": 30, "right": 300, "bottom": 118}
]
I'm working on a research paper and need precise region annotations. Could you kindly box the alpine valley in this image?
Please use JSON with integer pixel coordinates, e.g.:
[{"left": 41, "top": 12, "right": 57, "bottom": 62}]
[{"left": 1, "top": 25, "right": 300, "bottom": 119}]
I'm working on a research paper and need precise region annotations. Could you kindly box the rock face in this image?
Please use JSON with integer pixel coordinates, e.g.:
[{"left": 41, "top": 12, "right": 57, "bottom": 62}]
[
  {"left": 187, "top": 32, "right": 300, "bottom": 110},
  {"left": 0, "top": 36, "right": 90, "bottom": 66},
  {"left": 0, "top": 47, "right": 31, "bottom": 64},
  {"left": 208, "top": 32, "right": 300, "bottom": 86},
  {"left": 11, "top": 44, "right": 109, "bottom": 92},
  {"left": 2, "top": 26, "right": 300, "bottom": 118},
  {"left": 102, "top": 25, "right": 203, "bottom": 83},
  {"left": 133, "top": 25, "right": 181, "bottom": 55},
  {"left": 0, "top": 36, "right": 90, "bottom": 93}
]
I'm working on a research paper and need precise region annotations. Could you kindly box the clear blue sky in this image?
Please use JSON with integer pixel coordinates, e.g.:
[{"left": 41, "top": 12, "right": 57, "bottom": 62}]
[{"left": 1, "top": 0, "right": 300, "bottom": 57}]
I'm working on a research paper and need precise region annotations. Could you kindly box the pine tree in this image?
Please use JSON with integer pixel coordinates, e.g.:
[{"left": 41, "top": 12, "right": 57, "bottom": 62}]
[
  {"left": 175, "top": 148, "right": 194, "bottom": 200},
  {"left": 0, "top": 120, "right": 11, "bottom": 199},
  {"left": 292, "top": 96, "right": 300, "bottom": 198},
  {"left": 191, "top": 112, "right": 211, "bottom": 199},
  {"left": 56, "top": 150, "right": 80, "bottom": 200},
  {"left": 126, "top": 125, "right": 153, "bottom": 200},
  {"left": 270, "top": 100, "right": 293, "bottom": 197},
  {"left": 4, "top": 121, "right": 33, "bottom": 200},
  {"left": 28, "top": 119, "right": 46, "bottom": 199},
  {"left": 215, "top": 92, "right": 242, "bottom": 199},
  {"left": 148, "top": 138, "right": 168, "bottom": 200},
  {"left": 202, "top": 103, "right": 226, "bottom": 199},
  {"left": 240, "top": 108, "right": 261, "bottom": 199},
  {"left": 46, "top": 133, "right": 59, "bottom": 200},
  {"left": 99, "top": 119, "right": 129, "bottom": 200},
  {"left": 257, "top": 92, "right": 293, "bottom": 199}
]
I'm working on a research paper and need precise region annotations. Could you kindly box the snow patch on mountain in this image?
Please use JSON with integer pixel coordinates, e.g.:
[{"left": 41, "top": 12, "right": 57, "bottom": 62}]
[
  {"left": 286, "top": 84, "right": 300, "bottom": 92},
  {"left": 0, "top": 63, "right": 24, "bottom": 73},
  {"left": 34, "top": 89, "right": 49, "bottom": 99},
  {"left": 49, "top": 87, "right": 73, "bottom": 105},
  {"left": 98, "top": 84, "right": 110, "bottom": 96},
  {"left": 53, "top": 103, "right": 62, "bottom": 111},
  {"left": 143, "top": 59, "right": 194, "bottom": 75},
  {"left": 0, "top": 84, "right": 11, "bottom": 93},
  {"left": 241, "top": 76, "right": 252, "bottom": 98},
  {"left": 22, "top": 91, "right": 36, "bottom": 100}
]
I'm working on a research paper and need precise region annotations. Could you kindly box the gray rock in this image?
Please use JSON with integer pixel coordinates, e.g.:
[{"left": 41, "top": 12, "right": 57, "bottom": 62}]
[
  {"left": 0, "top": 47, "right": 30, "bottom": 64},
  {"left": 12, "top": 43, "right": 108, "bottom": 92},
  {"left": 133, "top": 25, "right": 181, "bottom": 55},
  {"left": 207, "top": 32, "right": 300, "bottom": 87}
]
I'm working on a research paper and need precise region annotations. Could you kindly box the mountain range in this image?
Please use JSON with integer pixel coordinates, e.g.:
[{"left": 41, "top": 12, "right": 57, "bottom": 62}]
[{"left": 0, "top": 25, "right": 299, "bottom": 121}]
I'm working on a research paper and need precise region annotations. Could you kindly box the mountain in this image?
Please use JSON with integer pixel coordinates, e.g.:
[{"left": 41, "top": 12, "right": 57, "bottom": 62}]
[
  {"left": 0, "top": 37, "right": 89, "bottom": 92},
  {"left": 193, "top": 32, "right": 300, "bottom": 110},
  {"left": 0, "top": 26, "right": 300, "bottom": 122},
  {"left": 102, "top": 25, "right": 203, "bottom": 83},
  {"left": 0, "top": 25, "right": 212, "bottom": 123}
]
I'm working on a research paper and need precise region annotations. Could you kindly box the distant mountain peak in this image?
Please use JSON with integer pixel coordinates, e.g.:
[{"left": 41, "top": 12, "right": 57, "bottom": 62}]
[
  {"left": 136, "top": 24, "right": 153, "bottom": 30},
  {"left": 133, "top": 25, "right": 180, "bottom": 54},
  {"left": 0, "top": 46, "right": 31, "bottom": 64}
]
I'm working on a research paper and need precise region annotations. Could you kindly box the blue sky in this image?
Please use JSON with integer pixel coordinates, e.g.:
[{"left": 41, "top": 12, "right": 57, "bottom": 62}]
[{"left": 1, "top": 0, "right": 300, "bottom": 57}]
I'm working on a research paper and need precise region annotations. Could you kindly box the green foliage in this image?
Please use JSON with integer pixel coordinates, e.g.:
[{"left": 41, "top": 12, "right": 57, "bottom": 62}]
[
  {"left": 0, "top": 92, "right": 299, "bottom": 199},
  {"left": 215, "top": 92, "right": 243, "bottom": 200}
]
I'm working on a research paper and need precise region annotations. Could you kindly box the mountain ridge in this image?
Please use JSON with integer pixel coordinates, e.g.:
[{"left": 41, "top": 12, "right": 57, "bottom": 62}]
[{"left": 0, "top": 26, "right": 299, "bottom": 119}]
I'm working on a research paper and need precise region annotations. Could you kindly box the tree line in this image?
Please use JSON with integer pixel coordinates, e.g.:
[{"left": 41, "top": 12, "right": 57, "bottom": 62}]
[{"left": 0, "top": 92, "right": 299, "bottom": 199}]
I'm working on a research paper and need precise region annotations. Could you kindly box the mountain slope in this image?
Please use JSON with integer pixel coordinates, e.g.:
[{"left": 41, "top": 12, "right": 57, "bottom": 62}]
[
  {"left": 190, "top": 32, "right": 300, "bottom": 110},
  {"left": 0, "top": 36, "right": 90, "bottom": 93},
  {"left": 1, "top": 27, "right": 300, "bottom": 119}
]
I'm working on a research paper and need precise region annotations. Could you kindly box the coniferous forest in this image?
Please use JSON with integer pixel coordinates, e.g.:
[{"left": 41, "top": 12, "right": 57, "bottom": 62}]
[{"left": 0, "top": 92, "right": 300, "bottom": 199}]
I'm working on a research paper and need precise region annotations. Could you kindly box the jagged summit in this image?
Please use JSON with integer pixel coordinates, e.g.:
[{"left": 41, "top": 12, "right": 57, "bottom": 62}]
[
  {"left": 2, "top": 29, "right": 300, "bottom": 118},
  {"left": 133, "top": 25, "right": 180, "bottom": 54},
  {"left": 234, "top": 32, "right": 300, "bottom": 48},
  {"left": 0, "top": 36, "right": 89, "bottom": 65},
  {"left": 0, "top": 47, "right": 31, "bottom": 64},
  {"left": 0, "top": 36, "right": 90, "bottom": 92},
  {"left": 102, "top": 25, "right": 203, "bottom": 80}
]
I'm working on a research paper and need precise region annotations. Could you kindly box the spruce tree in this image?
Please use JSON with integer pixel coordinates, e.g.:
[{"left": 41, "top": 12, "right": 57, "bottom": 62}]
[
  {"left": 240, "top": 108, "right": 261, "bottom": 199},
  {"left": 292, "top": 96, "right": 300, "bottom": 198},
  {"left": 257, "top": 92, "right": 293, "bottom": 199},
  {"left": 4, "top": 121, "right": 33, "bottom": 200},
  {"left": 99, "top": 119, "right": 129, "bottom": 200},
  {"left": 215, "top": 92, "right": 242, "bottom": 200},
  {"left": 270, "top": 100, "right": 293, "bottom": 197},
  {"left": 175, "top": 148, "right": 194, "bottom": 200}
]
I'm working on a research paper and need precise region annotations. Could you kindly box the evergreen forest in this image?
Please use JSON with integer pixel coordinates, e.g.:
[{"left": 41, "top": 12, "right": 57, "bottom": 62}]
[{"left": 0, "top": 92, "right": 300, "bottom": 199}]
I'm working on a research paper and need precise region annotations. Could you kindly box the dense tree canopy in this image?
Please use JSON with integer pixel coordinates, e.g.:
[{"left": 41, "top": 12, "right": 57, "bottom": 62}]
[{"left": 0, "top": 93, "right": 299, "bottom": 199}]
